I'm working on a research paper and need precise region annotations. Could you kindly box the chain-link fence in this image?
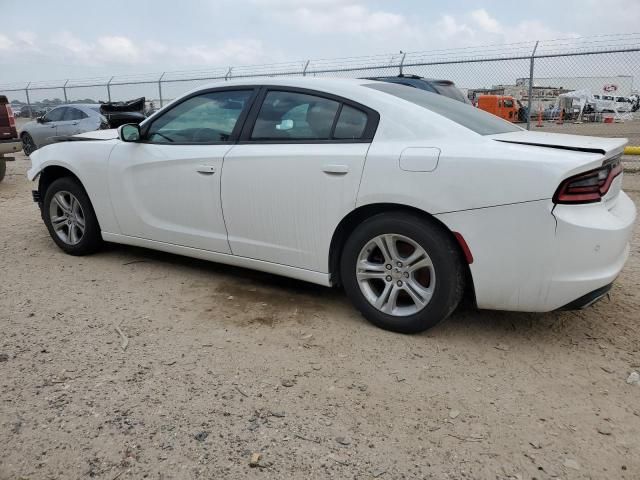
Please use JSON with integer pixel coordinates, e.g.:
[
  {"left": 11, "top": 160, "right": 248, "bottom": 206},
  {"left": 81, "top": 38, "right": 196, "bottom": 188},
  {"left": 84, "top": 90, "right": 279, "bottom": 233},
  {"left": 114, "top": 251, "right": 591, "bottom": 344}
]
[{"left": 2, "top": 34, "right": 639, "bottom": 144}]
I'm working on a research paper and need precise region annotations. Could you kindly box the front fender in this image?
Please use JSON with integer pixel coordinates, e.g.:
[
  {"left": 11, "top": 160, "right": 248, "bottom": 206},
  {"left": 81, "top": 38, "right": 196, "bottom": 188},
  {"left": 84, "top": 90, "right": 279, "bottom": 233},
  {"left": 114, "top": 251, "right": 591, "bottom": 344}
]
[
  {"left": 27, "top": 149, "right": 84, "bottom": 182},
  {"left": 27, "top": 140, "right": 122, "bottom": 234}
]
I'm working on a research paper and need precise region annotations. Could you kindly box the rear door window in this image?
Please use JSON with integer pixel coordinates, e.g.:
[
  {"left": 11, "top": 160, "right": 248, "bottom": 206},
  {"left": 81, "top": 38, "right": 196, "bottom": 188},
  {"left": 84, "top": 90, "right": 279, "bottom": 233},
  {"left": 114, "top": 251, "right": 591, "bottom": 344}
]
[
  {"left": 63, "top": 108, "right": 87, "bottom": 121},
  {"left": 44, "top": 107, "right": 66, "bottom": 122},
  {"left": 251, "top": 91, "right": 340, "bottom": 140}
]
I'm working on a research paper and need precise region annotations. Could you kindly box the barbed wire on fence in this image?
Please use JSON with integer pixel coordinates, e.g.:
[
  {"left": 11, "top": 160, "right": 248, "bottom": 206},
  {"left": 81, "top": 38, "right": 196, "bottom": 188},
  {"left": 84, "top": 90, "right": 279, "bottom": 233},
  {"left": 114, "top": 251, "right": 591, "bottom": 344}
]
[{"left": 2, "top": 33, "right": 639, "bottom": 141}]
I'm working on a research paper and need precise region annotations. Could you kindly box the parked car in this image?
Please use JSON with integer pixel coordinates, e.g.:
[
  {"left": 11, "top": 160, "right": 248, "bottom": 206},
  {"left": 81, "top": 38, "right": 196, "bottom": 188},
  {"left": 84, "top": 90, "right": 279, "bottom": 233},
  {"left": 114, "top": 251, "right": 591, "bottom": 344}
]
[
  {"left": 99, "top": 97, "right": 146, "bottom": 128},
  {"left": 27, "top": 78, "right": 635, "bottom": 333},
  {"left": 20, "top": 100, "right": 146, "bottom": 155},
  {"left": 0, "top": 95, "right": 22, "bottom": 183},
  {"left": 364, "top": 74, "right": 470, "bottom": 104}
]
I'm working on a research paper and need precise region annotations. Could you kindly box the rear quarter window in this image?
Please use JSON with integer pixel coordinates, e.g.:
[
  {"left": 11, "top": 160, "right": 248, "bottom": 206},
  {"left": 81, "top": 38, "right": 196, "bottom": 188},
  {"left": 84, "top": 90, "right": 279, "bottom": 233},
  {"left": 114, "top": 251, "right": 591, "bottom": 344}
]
[
  {"left": 333, "top": 105, "right": 368, "bottom": 139},
  {"left": 366, "top": 83, "right": 522, "bottom": 135}
]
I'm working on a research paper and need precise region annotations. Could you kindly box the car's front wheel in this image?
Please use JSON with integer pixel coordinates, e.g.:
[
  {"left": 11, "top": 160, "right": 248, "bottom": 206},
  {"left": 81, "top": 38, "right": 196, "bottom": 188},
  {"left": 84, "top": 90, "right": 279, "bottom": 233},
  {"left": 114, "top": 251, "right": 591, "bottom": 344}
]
[
  {"left": 42, "top": 177, "right": 103, "bottom": 255},
  {"left": 21, "top": 132, "right": 36, "bottom": 156},
  {"left": 340, "top": 212, "right": 465, "bottom": 333}
]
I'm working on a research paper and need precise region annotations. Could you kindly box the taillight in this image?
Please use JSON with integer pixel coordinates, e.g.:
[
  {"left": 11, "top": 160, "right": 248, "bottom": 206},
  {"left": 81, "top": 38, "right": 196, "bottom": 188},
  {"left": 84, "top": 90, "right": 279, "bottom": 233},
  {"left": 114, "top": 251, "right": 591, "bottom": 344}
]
[
  {"left": 553, "top": 159, "right": 622, "bottom": 204},
  {"left": 6, "top": 105, "right": 16, "bottom": 128}
]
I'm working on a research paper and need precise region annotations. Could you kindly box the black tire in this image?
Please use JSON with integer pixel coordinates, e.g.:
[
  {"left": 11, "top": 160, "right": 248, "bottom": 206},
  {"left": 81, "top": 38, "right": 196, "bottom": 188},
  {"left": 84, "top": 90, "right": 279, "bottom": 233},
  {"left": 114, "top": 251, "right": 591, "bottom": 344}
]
[
  {"left": 21, "top": 132, "right": 36, "bottom": 156},
  {"left": 340, "top": 212, "right": 464, "bottom": 334},
  {"left": 0, "top": 159, "right": 5, "bottom": 183},
  {"left": 42, "top": 177, "right": 103, "bottom": 255}
]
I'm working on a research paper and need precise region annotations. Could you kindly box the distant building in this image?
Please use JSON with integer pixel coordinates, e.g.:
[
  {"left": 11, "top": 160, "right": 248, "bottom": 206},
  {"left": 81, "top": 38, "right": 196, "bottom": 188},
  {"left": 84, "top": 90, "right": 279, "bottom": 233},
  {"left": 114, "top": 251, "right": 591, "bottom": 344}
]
[
  {"left": 468, "top": 76, "right": 634, "bottom": 113},
  {"left": 517, "top": 76, "right": 634, "bottom": 97}
]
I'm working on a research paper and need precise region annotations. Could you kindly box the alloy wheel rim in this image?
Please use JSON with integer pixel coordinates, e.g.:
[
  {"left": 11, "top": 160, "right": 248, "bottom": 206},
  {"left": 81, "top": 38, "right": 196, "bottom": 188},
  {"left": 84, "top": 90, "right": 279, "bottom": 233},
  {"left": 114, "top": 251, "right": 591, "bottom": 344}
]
[
  {"left": 356, "top": 233, "right": 435, "bottom": 316},
  {"left": 49, "top": 191, "right": 86, "bottom": 246},
  {"left": 22, "top": 135, "right": 34, "bottom": 155}
]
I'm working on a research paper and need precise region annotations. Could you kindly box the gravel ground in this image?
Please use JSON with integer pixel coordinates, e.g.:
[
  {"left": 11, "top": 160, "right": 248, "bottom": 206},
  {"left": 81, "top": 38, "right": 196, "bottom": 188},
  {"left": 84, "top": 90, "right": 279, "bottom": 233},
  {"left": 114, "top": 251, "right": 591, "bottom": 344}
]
[{"left": 1, "top": 154, "right": 639, "bottom": 480}]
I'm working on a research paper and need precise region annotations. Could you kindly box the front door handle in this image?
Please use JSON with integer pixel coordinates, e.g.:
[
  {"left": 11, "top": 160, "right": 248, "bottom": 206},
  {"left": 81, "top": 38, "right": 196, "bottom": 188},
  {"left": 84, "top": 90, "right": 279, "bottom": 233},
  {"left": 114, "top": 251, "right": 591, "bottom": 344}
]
[
  {"left": 196, "top": 165, "right": 216, "bottom": 175},
  {"left": 322, "top": 164, "right": 349, "bottom": 174}
]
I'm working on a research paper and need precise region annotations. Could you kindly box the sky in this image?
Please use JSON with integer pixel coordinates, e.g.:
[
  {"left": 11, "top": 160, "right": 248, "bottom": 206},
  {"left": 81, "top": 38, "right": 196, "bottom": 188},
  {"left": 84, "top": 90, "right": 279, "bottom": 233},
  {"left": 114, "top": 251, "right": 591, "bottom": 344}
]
[{"left": 1, "top": 0, "right": 639, "bottom": 87}]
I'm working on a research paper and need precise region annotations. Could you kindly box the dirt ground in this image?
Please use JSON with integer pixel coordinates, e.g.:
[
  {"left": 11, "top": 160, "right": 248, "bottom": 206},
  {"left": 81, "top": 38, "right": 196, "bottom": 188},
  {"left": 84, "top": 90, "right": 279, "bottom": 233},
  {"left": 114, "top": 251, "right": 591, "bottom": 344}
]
[{"left": 1, "top": 154, "right": 639, "bottom": 480}]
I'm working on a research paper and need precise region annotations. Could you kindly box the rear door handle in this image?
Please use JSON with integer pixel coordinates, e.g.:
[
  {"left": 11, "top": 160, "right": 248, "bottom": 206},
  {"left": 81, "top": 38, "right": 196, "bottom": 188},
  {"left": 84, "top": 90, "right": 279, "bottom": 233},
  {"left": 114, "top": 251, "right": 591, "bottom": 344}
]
[
  {"left": 322, "top": 164, "right": 349, "bottom": 174},
  {"left": 196, "top": 165, "right": 216, "bottom": 175}
]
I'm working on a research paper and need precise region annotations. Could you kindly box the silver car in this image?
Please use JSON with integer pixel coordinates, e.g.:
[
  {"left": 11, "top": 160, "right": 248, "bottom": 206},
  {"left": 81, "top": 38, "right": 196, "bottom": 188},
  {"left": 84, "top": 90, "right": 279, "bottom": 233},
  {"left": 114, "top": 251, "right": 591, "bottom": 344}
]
[{"left": 20, "top": 104, "right": 105, "bottom": 156}]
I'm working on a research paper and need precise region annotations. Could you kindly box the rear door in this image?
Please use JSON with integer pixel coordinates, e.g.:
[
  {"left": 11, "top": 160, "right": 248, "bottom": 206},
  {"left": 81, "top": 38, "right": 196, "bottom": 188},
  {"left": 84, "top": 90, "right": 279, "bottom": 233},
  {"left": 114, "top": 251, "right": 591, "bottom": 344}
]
[{"left": 221, "top": 87, "right": 379, "bottom": 272}]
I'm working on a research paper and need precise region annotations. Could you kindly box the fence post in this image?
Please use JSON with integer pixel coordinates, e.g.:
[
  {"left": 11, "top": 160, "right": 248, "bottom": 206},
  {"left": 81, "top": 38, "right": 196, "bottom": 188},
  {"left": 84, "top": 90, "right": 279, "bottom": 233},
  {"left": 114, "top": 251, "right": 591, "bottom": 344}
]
[
  {"left": 158, "top": 72, "right": 165, "bottom": 107},
  {"left": 63, "top": 80, "right": 69, "bottom": 103},
  {"left": 302, "top": 60, "right": 310, "bottom": 76},
  {"left": 399, "top": 52, "right": 406, "bottom": 76},
  {"left": 25, "top": 82, "right": 32, "bottom": 118},
  {"left": 526, "top": 41, "right": 539, "bottom": 130},
  {"left": 107, "top": 76, "right": 114, "bottom": 102}
]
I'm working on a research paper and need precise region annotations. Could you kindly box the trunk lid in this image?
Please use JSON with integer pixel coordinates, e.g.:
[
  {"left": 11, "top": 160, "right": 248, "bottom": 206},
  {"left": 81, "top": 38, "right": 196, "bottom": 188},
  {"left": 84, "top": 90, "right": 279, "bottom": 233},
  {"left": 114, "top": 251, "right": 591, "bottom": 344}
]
[
  {"left": 489, "top": 131, "right": 627, "bottom": 160},
  {"left": 490, "top": 131, "right": 625, "bottom": 208}
]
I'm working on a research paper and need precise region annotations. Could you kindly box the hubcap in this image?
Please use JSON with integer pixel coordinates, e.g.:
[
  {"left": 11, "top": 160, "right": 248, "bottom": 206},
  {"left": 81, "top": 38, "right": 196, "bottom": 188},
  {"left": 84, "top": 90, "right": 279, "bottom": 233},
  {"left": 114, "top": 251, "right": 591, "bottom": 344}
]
[
  {"left": 356, "top": 233, "right": 435, "bottom": 316},
  {"left": 49, "top": 191, "right": 86, "bottom": 246}
]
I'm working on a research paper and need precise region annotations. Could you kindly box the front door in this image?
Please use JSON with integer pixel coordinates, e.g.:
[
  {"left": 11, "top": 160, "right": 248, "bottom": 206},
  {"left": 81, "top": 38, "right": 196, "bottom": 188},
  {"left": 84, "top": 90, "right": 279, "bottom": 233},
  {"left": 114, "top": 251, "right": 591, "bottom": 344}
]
[
  {"left": 108, "top": 88, "right": 256, "bottom": 253},
  {"left": 55, "top": 106, "right": 86, "bottom": 136},
  {"left": 31, "top": 106, "right": 65, "bottom": 148},
  {"left": 222, "top": 88, "right": 376, "bottom": 272}
]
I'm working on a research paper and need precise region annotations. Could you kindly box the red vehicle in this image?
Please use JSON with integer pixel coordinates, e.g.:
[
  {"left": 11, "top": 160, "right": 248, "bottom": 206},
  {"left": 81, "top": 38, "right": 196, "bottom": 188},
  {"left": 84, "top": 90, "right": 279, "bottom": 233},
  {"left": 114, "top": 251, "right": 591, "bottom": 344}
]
[{"left": 0, "top": 95, "right": 22, "bottom": 182}]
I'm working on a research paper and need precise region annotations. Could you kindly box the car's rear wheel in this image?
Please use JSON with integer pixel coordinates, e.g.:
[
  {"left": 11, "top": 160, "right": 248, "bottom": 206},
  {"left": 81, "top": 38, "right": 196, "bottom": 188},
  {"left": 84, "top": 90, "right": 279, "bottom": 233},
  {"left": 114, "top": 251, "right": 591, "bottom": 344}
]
[
  {"left": 21, "top": 133, "right": 36, "bottom": 156},
  {"left": 340, "top": 212, "right": 464, "bottom": 333},
  {"left": 42, "top": 177, "right": 102, "bottom": 255}
]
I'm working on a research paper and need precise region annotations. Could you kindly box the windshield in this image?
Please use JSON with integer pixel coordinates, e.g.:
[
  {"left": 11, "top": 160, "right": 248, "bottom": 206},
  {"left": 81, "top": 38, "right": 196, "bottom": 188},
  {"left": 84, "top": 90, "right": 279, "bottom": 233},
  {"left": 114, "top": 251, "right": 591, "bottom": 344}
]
[
  {"left": 431, "top": 82, "right": 470, "bottom": 104},
  {"left": 366, "top": 82, "right": 521, "bottom": 135}
]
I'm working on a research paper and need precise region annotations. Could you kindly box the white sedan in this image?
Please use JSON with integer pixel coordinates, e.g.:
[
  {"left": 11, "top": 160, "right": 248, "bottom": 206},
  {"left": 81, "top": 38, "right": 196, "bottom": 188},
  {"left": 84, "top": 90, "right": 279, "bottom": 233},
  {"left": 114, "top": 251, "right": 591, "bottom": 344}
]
[{"left": 27, "top": 78, "right": 636, "bottom": 333}]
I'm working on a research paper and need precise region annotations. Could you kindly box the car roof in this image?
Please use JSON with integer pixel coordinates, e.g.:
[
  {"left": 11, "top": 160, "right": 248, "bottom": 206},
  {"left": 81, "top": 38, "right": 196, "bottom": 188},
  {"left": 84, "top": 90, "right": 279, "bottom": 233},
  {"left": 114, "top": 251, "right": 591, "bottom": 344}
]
[
  {"left": 48, "top": 103, "right": 100, "bottom": 109},
  {"left": 198, "top": 77, "right": 374, "bottom": 90},
  {"left": 170, "top": 77, "right": 386, "bottom": 109}
]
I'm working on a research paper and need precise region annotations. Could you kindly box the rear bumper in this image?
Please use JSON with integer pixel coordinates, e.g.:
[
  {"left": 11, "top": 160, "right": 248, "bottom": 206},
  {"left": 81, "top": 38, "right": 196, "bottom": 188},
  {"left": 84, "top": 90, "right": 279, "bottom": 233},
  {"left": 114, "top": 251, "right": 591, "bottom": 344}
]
[
  {"left": 436, "top": 192, "right": 635, "bottom": 313},
  {"left": 0, "top": 139, "right": 22, "bottom": 156},
  {"left": 558, "top": 282, "right": 613, "bottom": 310},
  {"left": 545, "top": 191, "right": 636, "bottom": 310}
]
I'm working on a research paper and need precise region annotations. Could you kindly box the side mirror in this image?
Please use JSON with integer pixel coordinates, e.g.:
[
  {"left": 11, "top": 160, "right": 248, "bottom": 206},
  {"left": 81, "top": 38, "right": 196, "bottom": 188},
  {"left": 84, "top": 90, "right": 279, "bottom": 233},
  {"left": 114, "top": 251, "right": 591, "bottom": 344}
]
[
  {"left": 36, "top": 116, "right": 45, "bottom": 123},
  {"left": 118, "top": 123, "right": 141, "bottom": 142}
]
